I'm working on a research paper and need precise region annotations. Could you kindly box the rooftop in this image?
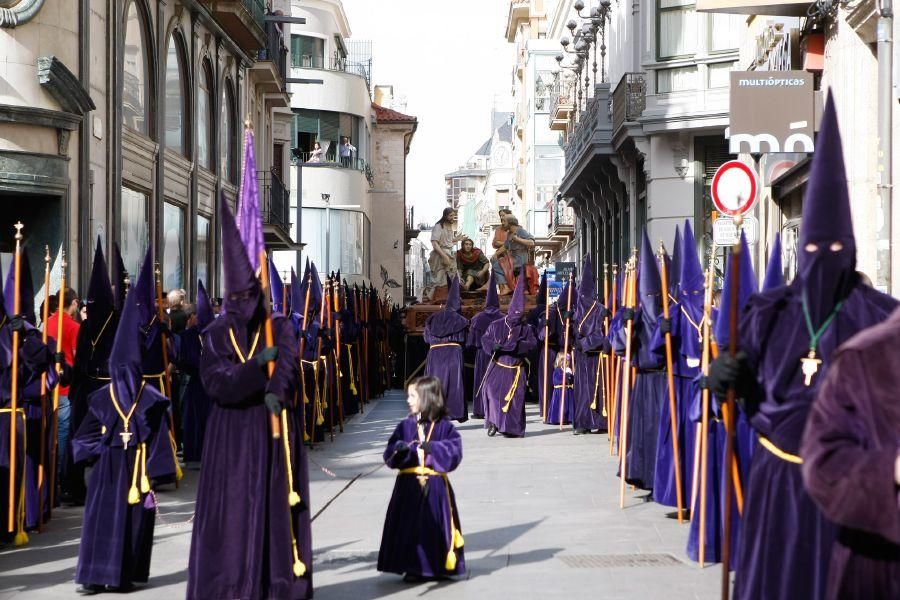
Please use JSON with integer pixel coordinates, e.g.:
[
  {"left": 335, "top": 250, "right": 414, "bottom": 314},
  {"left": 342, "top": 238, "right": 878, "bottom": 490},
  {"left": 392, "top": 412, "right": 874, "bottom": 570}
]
[{"left": 371, "top": 102, "right": 418, "bottom": 124}]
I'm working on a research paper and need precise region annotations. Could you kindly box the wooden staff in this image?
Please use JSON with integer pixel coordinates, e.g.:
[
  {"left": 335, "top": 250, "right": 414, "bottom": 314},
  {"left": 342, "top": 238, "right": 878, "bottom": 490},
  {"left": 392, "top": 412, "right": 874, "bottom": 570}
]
[
  {"left": 297, "top": 274, "right": 312, "bottom": 437},
  {"left": 313, "top": 275, "right": 328, "bottom": 436},
  {"left": 332, "top": 277, "right": 344, "bottom": 432},
  {"left": 281, "top": 270, "right": 288, "bottom": 315},
  {"left": 602, "top": 263, "right": 611, "bottom": 449},
  {"left": 37, "top": 246, "right": 50, "bottom": 531},
  {"left": 49, "top": 251, "right": 66, "bottom": 519},
  {"left": 659, "top": 242, "right": 685, "bottom": 524},
  {"left": 721, "top": 218, "right": 742, "bottom": 599},
  {"left": 7, "top": 222, "right": 23, "bottom": 533},
  {"left": 558, "top": 272, "right": 574, "bottom": 430},
  {"left": 709, "top": 341, "right": 744, "bottom": 515},
  {"left": 154, "top": 265, "right": 184, "bottom": 478},
  {"left": 541, "top": 276, "right": 551, "bottom": 423},
  {"left": 257, "top": 253, "right": 282, "bottom": 439},
  {"left": 608, "top": 264, "right": 619, "bottom": 454},
  {"left": 323, "top": 278, "right": 334, "bottom": 442},
  {"left": 698, "top": 257, "right": 715, "bottom": 567},
  {"left": 618, "top": 255, "right": 637, "bottom": 508}
]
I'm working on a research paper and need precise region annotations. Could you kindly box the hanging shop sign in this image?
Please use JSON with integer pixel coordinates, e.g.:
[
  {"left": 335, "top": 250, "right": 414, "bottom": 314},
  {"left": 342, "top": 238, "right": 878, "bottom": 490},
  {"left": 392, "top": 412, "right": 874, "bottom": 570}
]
[{"left": 728, "top": 70, "right": 815, "bottom": 154}]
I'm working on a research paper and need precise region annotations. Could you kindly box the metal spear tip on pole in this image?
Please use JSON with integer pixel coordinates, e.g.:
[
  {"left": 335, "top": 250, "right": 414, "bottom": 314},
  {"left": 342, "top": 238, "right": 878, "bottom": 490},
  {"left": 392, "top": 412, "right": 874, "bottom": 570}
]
[
  {"left": 14, "top": 221, "right": 23, "bottom": 240},
  {"left": 44, "top": 245, "right": 50, "bottom": 263}
]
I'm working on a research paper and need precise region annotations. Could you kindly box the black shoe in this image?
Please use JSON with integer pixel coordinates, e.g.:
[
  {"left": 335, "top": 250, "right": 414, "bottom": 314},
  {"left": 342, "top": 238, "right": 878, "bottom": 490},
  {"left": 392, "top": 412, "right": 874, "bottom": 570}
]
[
  {"left": 76, "top": 584, "right": 104, "bottom": 595},
  {"left": 573, "top": 428, "right": 590, "bottom": 435},
  {"left": 487, "top": 425, "right": 498, "bottom": 437},
  {"left": 403, "top": 573, "right": 426, "bottom": 583}
]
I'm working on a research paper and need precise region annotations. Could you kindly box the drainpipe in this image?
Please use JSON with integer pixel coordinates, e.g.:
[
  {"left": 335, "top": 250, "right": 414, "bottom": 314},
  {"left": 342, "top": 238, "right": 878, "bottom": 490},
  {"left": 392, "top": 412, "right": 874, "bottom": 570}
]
[{"left": 877, "top": 0, "right": 893, "bottom": 294}]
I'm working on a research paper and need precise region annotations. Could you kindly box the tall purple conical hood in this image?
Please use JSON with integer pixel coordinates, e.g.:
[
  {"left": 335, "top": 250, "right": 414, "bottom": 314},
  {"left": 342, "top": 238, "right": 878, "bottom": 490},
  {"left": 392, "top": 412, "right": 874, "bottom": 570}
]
[
  {"left": 446, "top": 275, "right": 461, "bottom": 312},
  {"left": 196, "top": 279, "right": 213, "bottom": 328},
  {"left": 85, "top": 237, "right": 116, "bottom": 338},
  {"left": 508, "top": 272, "right": 527, "bottom": 322},
  {"left": 484, "top": 270, "right": 500, "bottom": 311},
  {"left": 109, "top": 246, "right": 154, "bottom": 408},
  {"left": 669, "top": 225, "right": 682, "bottom": 296},
  {"left": 4, "top": 252, "right": 35, "bottom": 323},
  {"left": 714, "top": 231, "right": 757, "bottom": 348},
  {"left": 799, "top": 91, "right": 857, "bottom": 321},
  {"left": 638, "top": 228, "right": 662, "bottom": 322},
  {"left": 268, "top": 254, "right": 284, "bottom": 315},
  {"left": 236, "top": 129, "right": 264, "bottom": 272},
  {"left": 763, "top": 233, "right": 784, "bottom": 292},
  {"left": 680, "top": 220, "right": 704, "bottom": 297},
  {"left": 308, "top": 262, "right": 323, "bottom": 316},
  {"left": 578, "top": 254, "right": 596, "bottom": 313},
  {"left": 112, "top": 241, "right": 128, "bottom": 312},
  {"left": 536, "top": 270, "right": 548, "bottom": 307},
  {"left": 220, "top": 191, "right": 262, "bottom": 321},
  {"left": 290, "top": 267, "right": 303, "bottom": 317}
]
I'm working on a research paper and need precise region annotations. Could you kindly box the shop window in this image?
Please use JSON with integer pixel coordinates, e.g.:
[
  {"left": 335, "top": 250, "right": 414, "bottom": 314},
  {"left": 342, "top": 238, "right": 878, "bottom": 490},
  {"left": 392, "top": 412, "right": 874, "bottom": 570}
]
[
  {"left": 121, "top": 186, "right": 149, "bottom": 277},
  {"left": 196, "top": 214, "right": 211, "bottom": 289},
  {"left": 163, "top": 202, "right": 185, "bottom": 290}
]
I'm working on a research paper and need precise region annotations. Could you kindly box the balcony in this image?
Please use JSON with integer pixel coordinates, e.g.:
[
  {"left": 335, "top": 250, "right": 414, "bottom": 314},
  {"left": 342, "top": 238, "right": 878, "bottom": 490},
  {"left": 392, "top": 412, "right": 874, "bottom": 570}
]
[
  {"left": 201, "top": 0, "right": 266, "bottom": 52},
  {"left": 611, "top": 72, "right": 646, "bottom": 147},
  {"left": 291, "top": 55, "right": 372, "bottom": 90},
  {"left": 549, "top": 203, "right": 576, "bottom": 240},
  {"left": 549, "top": 80, "right": 575, "bottom": 131},
  {"left": 249, "top": 19, "right": 290, "bottom": 108},
  {"left": 258, "top": 169, "right": 295, "bottom": 250},
  {"left": 291, "top": 149, "right": 374, "bottom": 187},
  {"left": 405, "top": 207, "right": 421, "bottom": 244},
  {"left": 506, "top": 0, "right": 531, "bottom": 41}
]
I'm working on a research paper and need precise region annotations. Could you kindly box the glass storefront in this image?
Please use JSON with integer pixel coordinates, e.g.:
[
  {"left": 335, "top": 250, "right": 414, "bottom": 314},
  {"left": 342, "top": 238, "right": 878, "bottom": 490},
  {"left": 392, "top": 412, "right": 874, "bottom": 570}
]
[
  {"left": 163, "top": 202, "right": 184, "bottom": 290},
  {"left": 301, "top": 207, "right": 370, "bottom": 276},
  {"left": 121, "top": 186, "right": 149, "bottom": 277},
  {"left": 196, "top": 214, "right": 211, "bottom": 289}
]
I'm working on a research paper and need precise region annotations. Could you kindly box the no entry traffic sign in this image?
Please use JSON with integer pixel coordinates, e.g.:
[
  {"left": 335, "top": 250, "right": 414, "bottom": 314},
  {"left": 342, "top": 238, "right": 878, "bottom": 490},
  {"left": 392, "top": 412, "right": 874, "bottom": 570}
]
[{"left": 711, "top": 160, "right": 758, "bottom": 216}]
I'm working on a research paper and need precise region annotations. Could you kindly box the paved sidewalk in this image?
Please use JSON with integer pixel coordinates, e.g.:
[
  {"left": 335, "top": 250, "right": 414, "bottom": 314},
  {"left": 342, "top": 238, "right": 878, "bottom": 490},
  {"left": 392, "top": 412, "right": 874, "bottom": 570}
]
[{"left": 0, "top": 391, "right": 723, "bottom": 599}]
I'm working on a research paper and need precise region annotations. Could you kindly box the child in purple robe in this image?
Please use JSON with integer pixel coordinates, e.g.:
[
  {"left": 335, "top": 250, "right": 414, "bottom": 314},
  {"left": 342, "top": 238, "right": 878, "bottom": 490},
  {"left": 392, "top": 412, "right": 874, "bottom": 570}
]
[
  {"left": 546, "top": 352, "right": 574, "bottom": 425},
  {"left": 378, "top": 375, "right": 465, "bottom": 582}
]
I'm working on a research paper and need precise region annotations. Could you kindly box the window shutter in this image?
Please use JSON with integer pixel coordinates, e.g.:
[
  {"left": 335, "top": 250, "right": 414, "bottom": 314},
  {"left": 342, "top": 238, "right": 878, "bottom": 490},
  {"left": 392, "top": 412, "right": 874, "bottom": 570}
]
[
  {"left": 319, "top": 112, "right": 340, "bottom": 141},
  {"left": 293, "top": 109, "right": 319, "bottom": 134}
]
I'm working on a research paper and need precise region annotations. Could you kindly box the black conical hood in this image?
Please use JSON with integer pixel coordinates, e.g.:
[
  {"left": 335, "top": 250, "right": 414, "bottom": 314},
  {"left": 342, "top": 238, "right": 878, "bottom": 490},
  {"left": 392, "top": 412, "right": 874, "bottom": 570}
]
[
  {"left": 109, "top": 245, "right": 153, "bottom": 409},
  {"left": 196, "top": 279, "right": 213, "bottom": 328},
  {"left": 112, "top": 242, "right": 128, "bottom": 312},
  {"left": 220, "top": 191, "right": 262, "bottom": 321},
  {"left": 86, "top": 237, "right": 115, "bottom": 324}
]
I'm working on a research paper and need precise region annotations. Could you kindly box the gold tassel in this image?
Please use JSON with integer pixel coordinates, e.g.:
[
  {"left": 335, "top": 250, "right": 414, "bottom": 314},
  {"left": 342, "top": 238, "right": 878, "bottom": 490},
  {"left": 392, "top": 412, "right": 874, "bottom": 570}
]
[
  {"left": 293, "top": 558, "right": 307, "bottom": 577},
  {"left": 501, "top": 365, "right": 521, "bottom": 413},
  {"left": 140, "top": 442, "right": 151, "bottom": 493},
  {"left": 128, "top": 445, "right": 142, "bottom": 505},
  {"left": 281, "top": 411, "right": 302, "bottom": 507},
  {"left": 444, "top": 549, "right": 457, "bottom": 571},
  {"left": 453, "top": 529, "right": 465, "bottom": 549},
  {"left": 14, "top": 449, "right": 29, "bottom": 546}
]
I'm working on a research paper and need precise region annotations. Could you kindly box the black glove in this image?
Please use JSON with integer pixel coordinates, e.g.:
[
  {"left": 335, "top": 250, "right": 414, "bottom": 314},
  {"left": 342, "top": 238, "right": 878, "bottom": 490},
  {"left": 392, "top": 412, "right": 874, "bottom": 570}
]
[
  {"left": 264, "top": 392, "right": 283, "bottom": 415},
  {"left": 8, "top": 315, "right": 26, "bottom": 333},
  {"left": 332, "top": 312, "right": 343, "bottom": 321},
  {"left": 492, "top": 343, "right": 502, "bottom": 354},
  {"left": 708, "top": 351, "right": 754, "bottom": 405},
  {"left": 419, "top": 441, "right": 432, "bottom": 453},
  {"left": 559, "top": 310, "right": 573, "bottom": 320},
  {"left": 318, "top": 328, "right": 333, "bottom": 339},
  {"left": 600, "top": 307, "right": 611, "bottom": 319},
  {"left": 54, "top": 351, "right": 66, "bottom": 365},
  {"left": 658, "top": 317, "right": 672, "bottom": 335},
  {"left": 394, "top": 441, "right": 410, "bottom": 459},
  {"left": 621, "top": 308, "right": 635, "bottom": 322},
  {"left": 254, "top": 345, "right": 278, "bottom": 367}
]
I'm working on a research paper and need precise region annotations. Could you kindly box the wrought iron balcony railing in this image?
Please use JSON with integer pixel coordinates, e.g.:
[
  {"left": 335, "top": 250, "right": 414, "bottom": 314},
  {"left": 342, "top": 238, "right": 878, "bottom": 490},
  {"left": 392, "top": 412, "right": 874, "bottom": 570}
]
[
  {"left": 611, "top": 72, "right": 646, "bottom": 134},
  {"left": 257, "top": 19, "right": 288, "bottom": 90},
  {"left": 258, "top": 169, "right": 291, "bottom": 233}
]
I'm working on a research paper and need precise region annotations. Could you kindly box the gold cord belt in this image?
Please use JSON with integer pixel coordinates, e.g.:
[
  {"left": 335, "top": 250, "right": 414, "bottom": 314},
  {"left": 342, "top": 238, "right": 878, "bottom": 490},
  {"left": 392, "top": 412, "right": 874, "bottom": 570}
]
[
  {"left": 430, "top": 343, "right": 461, "bottom": 349},
  {"left": 757, "top": 435, "right": 803, "bottom": 464}
]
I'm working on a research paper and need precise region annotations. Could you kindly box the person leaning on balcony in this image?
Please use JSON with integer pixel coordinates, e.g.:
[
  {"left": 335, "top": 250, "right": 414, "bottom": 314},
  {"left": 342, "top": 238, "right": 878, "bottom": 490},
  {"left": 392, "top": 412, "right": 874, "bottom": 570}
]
[
  {"left": 339, "top": 136, "right": 357, "bottom": 168},
  {"left": 308, "top": 141, "right": 324, "bottom": 163},
  {"left": 456, "top": 238, "right": 489, "bottom": 291},
  {"left": 429, "top": 208, "right": 466, "bottom": 298},
  {"left": 490, "top": 216, "right": 535, "bottom": 295}
]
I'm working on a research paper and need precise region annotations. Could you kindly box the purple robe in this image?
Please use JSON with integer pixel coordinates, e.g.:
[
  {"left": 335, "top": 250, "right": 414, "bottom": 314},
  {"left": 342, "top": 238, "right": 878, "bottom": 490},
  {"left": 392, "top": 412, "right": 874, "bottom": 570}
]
[
  {"left": 467, "top": 306, "right": 503, "bottom": 419},
  {"left": 649, "top": 305, "right": 698, "bottom": 510},
  {"left": 801, "top": 307, "right": 900, "bottom": 600},
  {"left": 733, "top": 281, "right": 897, "bottom": 600},
  {"left": 378, "top": 415, "right": 465, "bottom": 578},
  {"left": 177, "top": 325, "right": 211, "bottom": 463},
  {"left": 545, "top": 367, "right": 573, "bottom": 425},
  {"left": 480, "top": 318, "right": 537, "bottom": 437},
  {"left": 72, "top": 382, "right": 170, "bottom": 587},
  {"left": 140, "top": 321, "right": 178, "bottom": 482},
  {"left": 573, "top": 300, "right": 609, "bottom": 432},
  {"left": 424, "top": 310, "right": 468, "bottom": 422},
  {"left": 187, "top": 313, "right": 311, "bottom": 600}
]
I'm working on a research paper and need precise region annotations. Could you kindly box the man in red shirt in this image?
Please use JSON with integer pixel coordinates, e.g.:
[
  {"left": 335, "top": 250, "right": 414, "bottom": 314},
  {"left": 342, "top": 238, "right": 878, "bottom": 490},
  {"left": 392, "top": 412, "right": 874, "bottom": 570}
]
[{"left": 45, "top": 288, "right": 80, "bottom": 494}]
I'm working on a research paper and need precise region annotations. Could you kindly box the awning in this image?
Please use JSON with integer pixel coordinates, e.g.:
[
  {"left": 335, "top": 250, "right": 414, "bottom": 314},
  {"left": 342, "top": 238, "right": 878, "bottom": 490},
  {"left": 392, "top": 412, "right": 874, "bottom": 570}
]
[{"left": 696, "top": 0, "right": 812, "bottom": 15}]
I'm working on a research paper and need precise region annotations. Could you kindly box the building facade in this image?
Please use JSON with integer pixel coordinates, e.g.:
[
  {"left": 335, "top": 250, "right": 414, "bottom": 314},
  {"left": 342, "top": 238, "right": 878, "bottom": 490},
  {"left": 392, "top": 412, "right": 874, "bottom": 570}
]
[{"left": 0, "top": 0, "right": 294, "bottom": 301}]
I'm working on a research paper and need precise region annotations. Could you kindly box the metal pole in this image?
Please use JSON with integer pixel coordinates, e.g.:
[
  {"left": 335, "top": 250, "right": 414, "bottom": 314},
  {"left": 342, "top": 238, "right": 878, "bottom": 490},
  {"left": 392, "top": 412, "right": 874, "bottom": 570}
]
[{"left": 877, "top": 0, "right": 893, "bottom": 294}]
